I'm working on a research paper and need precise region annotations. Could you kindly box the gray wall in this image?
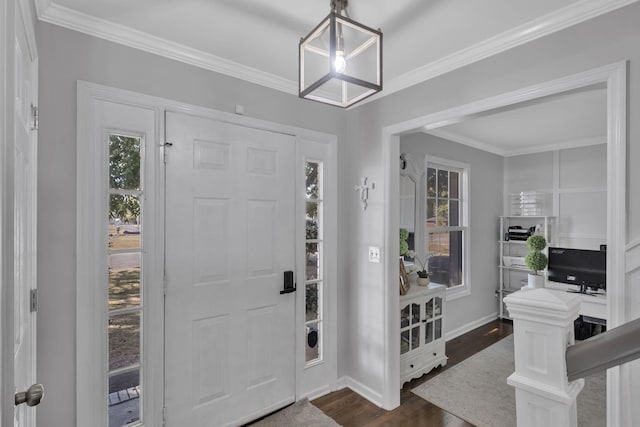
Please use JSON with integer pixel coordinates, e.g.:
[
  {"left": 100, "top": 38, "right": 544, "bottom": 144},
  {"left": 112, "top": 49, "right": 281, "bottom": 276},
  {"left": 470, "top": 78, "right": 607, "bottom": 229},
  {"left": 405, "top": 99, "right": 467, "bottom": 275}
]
[
  {"left": 35, "top": 22, "right": 347, "bottom": 427},
  {"left": 400, "top": 133, "right": 504, "bottom": 330},
  {"left": 343, "top": 2, "right": 640, "bottom": 413}
]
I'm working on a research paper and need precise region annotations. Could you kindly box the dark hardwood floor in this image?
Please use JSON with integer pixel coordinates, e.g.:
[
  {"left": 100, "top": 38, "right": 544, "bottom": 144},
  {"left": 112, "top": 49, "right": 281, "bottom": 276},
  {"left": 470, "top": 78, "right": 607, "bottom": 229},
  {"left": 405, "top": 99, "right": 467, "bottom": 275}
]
[{"left": 312, "top": 319, "right": 513, "bottom": 427}]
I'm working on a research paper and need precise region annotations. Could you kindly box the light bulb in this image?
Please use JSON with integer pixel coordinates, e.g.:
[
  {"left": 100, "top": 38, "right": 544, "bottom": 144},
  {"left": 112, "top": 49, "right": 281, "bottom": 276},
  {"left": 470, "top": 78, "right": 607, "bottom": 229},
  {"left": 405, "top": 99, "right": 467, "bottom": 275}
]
[{"left": 334, "top": 51, "right": 346, "bottom": 73}]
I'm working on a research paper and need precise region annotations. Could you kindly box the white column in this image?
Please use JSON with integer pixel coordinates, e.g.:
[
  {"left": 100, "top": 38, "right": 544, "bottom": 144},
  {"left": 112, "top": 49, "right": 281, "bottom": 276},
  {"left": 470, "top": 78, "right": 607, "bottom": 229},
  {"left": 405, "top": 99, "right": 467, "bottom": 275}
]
[{"left": 504, "top": 288, "right": 582, "bottom": 427}]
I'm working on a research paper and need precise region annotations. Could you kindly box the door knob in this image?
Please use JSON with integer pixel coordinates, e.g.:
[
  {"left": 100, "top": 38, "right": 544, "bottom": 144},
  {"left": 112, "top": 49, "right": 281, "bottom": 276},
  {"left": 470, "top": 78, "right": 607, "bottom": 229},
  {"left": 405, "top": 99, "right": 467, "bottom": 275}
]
[{"left": 15, "top": 384, "right": 44, "bottom": 407}]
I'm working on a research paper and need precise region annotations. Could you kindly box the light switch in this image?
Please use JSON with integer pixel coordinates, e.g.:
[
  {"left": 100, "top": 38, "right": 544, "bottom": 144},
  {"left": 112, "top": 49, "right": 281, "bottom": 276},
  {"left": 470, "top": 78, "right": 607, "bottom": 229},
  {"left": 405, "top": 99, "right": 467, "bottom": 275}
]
[{"left": 368, "top": 246, "right": 381, "bottom": 263}]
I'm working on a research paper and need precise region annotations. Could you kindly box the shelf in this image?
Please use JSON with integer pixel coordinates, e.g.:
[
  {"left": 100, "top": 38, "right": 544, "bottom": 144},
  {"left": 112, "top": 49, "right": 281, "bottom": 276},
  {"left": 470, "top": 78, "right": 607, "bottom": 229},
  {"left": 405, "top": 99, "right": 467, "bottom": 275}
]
[
  {"left": 500, "top": 240, "right": 556, "bottom": 245},
  {"left": 499, "top": 215, "right": 555, "bottom": 219},
  {"left": 498, "top": 265, "right": 530, "bottom": 272}
]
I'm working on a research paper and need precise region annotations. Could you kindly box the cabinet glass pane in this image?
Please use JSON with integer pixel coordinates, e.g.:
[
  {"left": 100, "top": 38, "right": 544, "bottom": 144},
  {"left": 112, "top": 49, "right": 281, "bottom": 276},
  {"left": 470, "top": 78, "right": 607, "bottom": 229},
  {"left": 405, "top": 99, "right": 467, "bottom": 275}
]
[
  {"left": 426, "top": 299, "right": 433, "bottom": 319},
  {"left": 435, "top": 319, "right": 442, "bottom": 340},
  {"left": 109, "top": 311, "right": 140, "bottom": 371},
  {"left": 401, "top": 305, "right": 410, "bottom": 328},
  {"left": 411, "top": 303, "right": 420, "bottom": 324},
  {"left": 401, "top": 331, "right": 410, "bottom": 354},
  {"left": 411, "top": 326, "right": 420, "bottom": 350},
  {"left": 425, "top": 321, "right": 433, "bottom": 343},
  {"left": 434, "top": 297, "right": 442, "bottom": 317}
]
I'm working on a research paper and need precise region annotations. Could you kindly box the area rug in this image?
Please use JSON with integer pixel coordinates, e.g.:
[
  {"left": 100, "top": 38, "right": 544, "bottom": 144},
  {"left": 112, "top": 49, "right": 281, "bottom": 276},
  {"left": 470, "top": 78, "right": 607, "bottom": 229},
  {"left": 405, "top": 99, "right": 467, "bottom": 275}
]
[
  {"left": 247, "top": 398, "right": 341, "bottom": 427},
  {"left": 411, "top": 335, "right": 605, "bottom": 427}
]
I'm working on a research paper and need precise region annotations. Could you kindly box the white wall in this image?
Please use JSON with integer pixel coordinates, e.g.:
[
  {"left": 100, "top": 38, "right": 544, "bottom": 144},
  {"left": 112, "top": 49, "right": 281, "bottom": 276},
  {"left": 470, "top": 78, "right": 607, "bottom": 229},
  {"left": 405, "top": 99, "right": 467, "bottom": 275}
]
[
  {"left": 400, "top": 133, "right": 503, "bottom": 333},
  {"left": 505, "top": 144, "right": 607, "bottom": 250},
  {"left": 343, "top": 2, "right": 640, "bottom": 416},
  {"left": 35, "top": 22, "right": 348, "bottom": 427}
]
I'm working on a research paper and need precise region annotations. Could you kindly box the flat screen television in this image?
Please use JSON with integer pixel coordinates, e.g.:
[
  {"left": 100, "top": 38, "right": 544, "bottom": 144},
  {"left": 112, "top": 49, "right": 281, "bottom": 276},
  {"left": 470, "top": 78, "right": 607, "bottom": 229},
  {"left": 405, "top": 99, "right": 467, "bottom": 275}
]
[{"left": 547, "top": 247, "right": 606, "bottom": 294}]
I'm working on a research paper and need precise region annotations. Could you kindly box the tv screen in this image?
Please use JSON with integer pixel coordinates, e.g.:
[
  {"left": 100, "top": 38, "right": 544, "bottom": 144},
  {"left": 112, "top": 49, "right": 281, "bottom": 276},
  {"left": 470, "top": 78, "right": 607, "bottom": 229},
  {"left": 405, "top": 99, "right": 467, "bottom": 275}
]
[{"left": 547, "top": 247, "right": 606, "bottom": 294}]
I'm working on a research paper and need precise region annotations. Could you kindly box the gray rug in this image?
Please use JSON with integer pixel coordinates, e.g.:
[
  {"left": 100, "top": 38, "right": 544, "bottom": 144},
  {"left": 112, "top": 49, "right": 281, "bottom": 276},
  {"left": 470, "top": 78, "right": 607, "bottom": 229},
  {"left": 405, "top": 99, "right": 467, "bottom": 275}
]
[
  {"left": 412, "top": 335, "right": 606, "bottom": 427},
  {"left": 248, "top": 398, "right": 341, "bottom": 427}
]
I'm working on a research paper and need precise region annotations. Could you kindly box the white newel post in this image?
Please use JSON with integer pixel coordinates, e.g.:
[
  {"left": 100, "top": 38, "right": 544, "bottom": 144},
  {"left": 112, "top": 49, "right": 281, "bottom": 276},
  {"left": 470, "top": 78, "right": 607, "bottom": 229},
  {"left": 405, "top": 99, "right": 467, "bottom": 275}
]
[{"left": 503, "top": 288, "right": 583, "bottom": 427}]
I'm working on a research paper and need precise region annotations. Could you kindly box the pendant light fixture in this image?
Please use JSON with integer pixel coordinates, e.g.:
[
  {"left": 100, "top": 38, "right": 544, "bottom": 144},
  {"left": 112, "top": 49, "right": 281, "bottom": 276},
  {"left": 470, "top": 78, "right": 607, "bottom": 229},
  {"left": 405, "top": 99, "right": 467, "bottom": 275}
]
[{"left": 299, "top": 0, "right": 382, "bottom": 108}]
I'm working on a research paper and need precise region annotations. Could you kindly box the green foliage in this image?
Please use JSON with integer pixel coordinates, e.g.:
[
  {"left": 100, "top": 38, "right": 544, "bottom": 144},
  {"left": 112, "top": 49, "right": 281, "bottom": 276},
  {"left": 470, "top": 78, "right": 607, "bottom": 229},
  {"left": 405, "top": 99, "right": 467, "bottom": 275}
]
[
  {"left": 417, "top": 270, "right": 429, "bottom": 278},
  {"left": 525, "top": 251, "right": 548, "bottom": 273},
  {"left": 526, "top": 234, "right": 547, "bottom": 251},
  {"left": 399, "top": 228, "right": 409, "bottom": 255},
  {"left": 525, "top": 235, "right": 548, "bottom": 273},
  {"left": 109, "top": 134, "right": 141, "bottom": 223}
]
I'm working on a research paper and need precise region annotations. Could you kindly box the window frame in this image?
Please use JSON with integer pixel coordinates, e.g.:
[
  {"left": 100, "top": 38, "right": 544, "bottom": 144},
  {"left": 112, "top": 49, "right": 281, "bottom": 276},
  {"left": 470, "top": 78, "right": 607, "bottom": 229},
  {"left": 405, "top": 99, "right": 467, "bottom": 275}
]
[{"left": 425, "top": 156, "right": 470, "bottom": 300}]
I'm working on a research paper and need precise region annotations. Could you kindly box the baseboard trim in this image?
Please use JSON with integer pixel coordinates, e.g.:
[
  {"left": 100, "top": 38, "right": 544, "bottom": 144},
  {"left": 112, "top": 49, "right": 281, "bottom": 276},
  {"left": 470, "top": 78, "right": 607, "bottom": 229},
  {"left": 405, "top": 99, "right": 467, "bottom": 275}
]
[
  {"left": 445, "top": 312, "right": 499, "bottom": 342},
  {"left": 300, "top": 384, "right": 335, "bottom": 402},
  {"left": 336, "top": 376, "right": 383, "bottom": 408}
]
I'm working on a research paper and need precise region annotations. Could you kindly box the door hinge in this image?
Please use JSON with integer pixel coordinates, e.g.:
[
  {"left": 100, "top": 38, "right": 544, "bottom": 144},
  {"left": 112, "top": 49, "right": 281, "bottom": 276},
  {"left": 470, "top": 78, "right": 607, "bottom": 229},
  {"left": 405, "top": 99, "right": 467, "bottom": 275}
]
[
  {"left": 30, "top": 289, "right": 37, "bottom": 312},
  {"left": 30, "top": 104, "right": 38, "bottom": 131},
  {"left": 162, "top": 406, "right": 167, "bottom": 425},
  {"left": 163, "top": 142, "right": 173, "bottom": 163},
  {"left": 163, "top": 273, "right": 168, "bottom": 297}
]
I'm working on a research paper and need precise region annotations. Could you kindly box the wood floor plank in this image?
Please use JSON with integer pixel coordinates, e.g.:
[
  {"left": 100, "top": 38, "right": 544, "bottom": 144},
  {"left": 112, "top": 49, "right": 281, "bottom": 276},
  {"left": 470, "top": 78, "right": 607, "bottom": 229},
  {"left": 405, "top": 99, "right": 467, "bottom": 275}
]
[{"left": 312, "top": 319, "right": 513, "bottom": 426}]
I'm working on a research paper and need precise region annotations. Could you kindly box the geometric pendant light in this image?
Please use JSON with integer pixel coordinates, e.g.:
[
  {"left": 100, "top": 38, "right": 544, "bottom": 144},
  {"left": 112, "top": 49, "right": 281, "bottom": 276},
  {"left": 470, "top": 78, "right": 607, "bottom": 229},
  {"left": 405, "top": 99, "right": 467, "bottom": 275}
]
[{"left": 299, "top": 0, "right": 382, "bottom": 108}]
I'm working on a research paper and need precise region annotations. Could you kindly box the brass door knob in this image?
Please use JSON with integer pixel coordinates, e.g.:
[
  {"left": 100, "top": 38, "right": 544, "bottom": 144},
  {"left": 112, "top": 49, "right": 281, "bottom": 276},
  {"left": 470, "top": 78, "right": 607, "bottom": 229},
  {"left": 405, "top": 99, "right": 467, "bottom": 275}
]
[{"left": 15, "top": 384, "right": 44, "bottom": 407}]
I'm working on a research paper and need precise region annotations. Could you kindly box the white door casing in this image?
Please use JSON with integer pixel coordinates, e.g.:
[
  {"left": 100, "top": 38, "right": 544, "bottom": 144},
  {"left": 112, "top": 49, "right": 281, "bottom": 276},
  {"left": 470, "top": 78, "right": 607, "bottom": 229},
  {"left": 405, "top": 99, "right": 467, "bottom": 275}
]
[
  {"left": 7, "top": 0, "right": 39, "bottom": 426},
  {"left": 164, "top": 112, "right": 296, "bottom": 426}
]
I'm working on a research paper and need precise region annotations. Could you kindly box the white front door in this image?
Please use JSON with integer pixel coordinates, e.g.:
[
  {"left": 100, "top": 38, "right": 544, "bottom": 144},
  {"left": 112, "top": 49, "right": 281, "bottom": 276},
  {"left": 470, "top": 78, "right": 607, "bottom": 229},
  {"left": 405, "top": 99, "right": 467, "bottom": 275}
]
[
  {"left": 12, "top": 0, "right": 39, "bottom": 425},
  {"left": 164, "top": 112, "right": 297, "bottom": 426}
]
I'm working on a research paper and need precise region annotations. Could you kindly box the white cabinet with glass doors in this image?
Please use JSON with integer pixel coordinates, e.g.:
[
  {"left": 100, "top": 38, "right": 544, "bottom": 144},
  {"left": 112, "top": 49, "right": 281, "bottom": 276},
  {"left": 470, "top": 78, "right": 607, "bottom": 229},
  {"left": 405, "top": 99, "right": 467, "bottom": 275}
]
[{"left": 400, "top": 283, "right": 447, "bottom": 386}]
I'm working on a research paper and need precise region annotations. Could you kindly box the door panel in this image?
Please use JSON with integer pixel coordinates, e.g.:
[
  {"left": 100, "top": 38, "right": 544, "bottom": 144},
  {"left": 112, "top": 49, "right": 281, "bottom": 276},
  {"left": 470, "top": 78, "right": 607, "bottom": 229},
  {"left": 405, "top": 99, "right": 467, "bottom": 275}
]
[{"left": 164, "top": 112, "right": 296, "bottom": 426}]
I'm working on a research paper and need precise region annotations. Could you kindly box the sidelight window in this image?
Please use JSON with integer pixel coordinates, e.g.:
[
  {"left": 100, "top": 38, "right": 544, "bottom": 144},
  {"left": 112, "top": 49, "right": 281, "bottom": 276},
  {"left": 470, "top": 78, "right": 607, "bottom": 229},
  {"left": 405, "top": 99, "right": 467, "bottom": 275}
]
[
  {"left": 305, "top": 161, "right": 324, "bottom": 364},
  {"left": 107, "top": 133, "right": 144, "bottom": 427}
]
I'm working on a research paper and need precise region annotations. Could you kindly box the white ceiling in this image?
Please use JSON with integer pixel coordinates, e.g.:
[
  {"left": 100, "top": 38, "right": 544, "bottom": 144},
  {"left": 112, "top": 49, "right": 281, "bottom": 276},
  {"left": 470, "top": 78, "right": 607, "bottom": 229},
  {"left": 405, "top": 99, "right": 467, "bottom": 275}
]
[
  {"left": 426, "top": 85, "right": 608, "bottom": 156},
  {"left": 35, "top": 0, "right": 639, "bottom": 98},
  {"left": 33, "top": 0, "right": 631, "bottom": 153}
]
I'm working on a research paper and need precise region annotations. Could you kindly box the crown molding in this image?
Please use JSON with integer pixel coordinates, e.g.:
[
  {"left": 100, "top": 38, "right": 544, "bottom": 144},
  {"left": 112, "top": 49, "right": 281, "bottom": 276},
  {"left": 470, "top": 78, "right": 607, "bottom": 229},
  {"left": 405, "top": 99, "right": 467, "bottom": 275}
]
[
  {"left": 425, "top": 128, "right": 606, "bottom": 157},
  {"left": 37, "top": 0, "right": 638, "bottom": 105},
  {"left": 423, "top": 129, "right": 506, "bottom": 156},
  {"left": 37, "top": 2, "right": 298, "bottom": 95},
  {"left": 362, "top": 0, "right": 640, "bottom": 106}
]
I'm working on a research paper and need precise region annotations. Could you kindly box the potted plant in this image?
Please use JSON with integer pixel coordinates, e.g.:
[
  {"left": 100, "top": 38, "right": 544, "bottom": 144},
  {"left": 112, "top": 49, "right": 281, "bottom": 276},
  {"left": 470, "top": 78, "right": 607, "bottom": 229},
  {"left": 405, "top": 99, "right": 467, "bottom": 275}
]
[
  {"left": 399, "top": 228, "right": 409, "bottom": 257},
  {"left": 406, "top": 250, "right": 430, "bottom": 286},
  {"left": 525, "top": 234, "right": 547, "bottom": 288}
]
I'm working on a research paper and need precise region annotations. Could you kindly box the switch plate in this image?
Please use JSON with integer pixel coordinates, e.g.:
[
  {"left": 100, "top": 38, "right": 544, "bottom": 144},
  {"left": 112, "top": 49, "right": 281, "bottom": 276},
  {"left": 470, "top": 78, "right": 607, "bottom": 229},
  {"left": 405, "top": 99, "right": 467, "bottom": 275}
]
[{"left": 368, "top": 246, "right": 381, "bottom": 263}]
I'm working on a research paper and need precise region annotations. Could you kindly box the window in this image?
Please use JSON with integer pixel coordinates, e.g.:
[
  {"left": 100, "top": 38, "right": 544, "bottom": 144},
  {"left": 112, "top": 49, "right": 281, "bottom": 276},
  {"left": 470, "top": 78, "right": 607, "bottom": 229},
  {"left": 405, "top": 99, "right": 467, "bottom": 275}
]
[
  {"left": 426, "top": 158, "right": 469, "bottom": 295},
  {"left": 108, "top": 133, "right": 144, "bottom": 427},
  {"left": 305, "top": 161, "right": 324, "bottom": 364}
]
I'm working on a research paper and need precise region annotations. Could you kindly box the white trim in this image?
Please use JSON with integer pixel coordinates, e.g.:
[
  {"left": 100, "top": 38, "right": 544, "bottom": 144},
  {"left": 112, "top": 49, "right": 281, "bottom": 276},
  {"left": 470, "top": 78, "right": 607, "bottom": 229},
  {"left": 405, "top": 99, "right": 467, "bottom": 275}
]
[
  {"left": 38, "top": 3, "right": 297, "bottom": 95},
  {"left": 625, "top": 240, "right": 640, "bottom": 274},
  {"left": 77, "top": 83, "right": 164, "bottom": 427},
  {"left": 426, "top": 128, "right": 607, "bottom": 158},
  {"left": 382, "top": 63, "right": 627, "bottom": 424},
  {"left": 362, "top": 0, "right": 640, "bottom": 106},
  {"left": 444, "top": 312, "right": 499, "bottom": 342},
  {"left": 336, "top": 376, "right": 384, "bottom": 408},
  {"left": 36, "top": 0, "right": 639, "bottom": 105}
]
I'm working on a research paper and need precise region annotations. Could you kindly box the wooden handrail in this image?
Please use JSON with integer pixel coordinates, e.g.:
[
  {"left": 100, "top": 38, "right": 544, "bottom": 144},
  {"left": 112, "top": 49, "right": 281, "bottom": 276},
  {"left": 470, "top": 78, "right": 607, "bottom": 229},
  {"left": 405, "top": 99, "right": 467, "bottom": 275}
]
[{"left": 566, "top": 317, "right": 640, "bottom": 381}]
